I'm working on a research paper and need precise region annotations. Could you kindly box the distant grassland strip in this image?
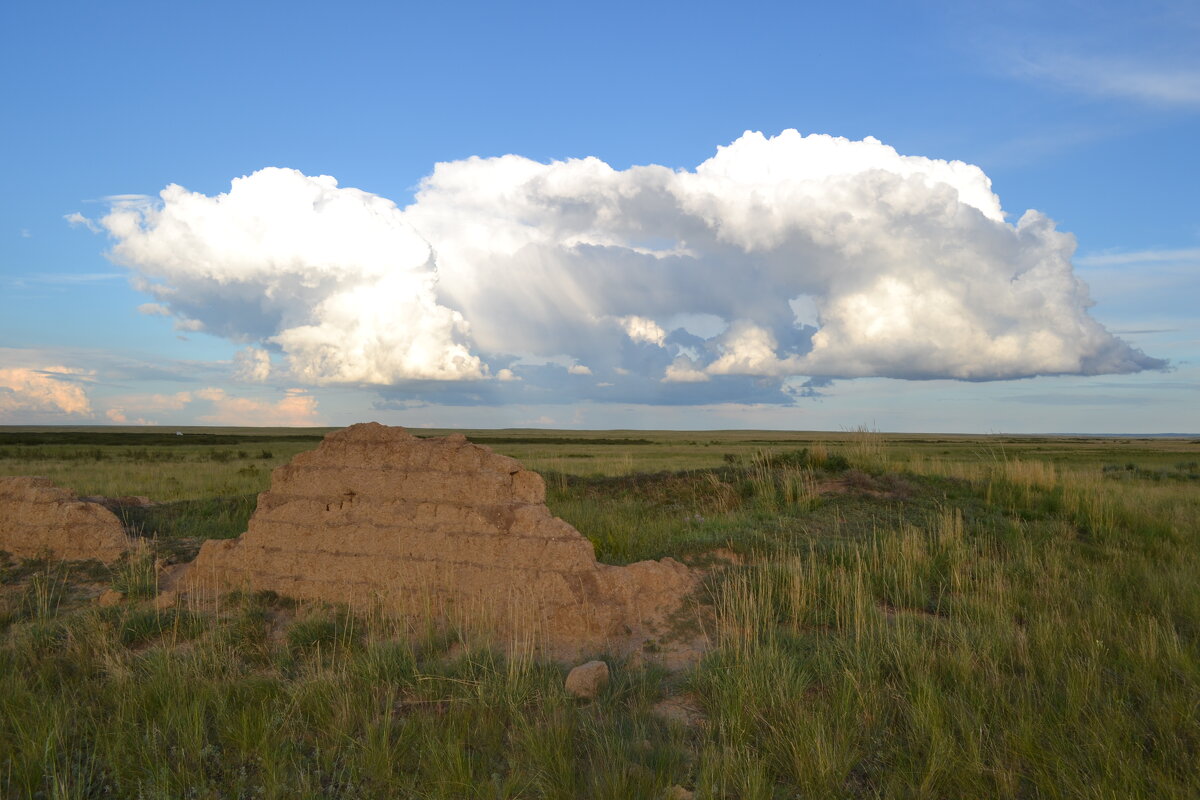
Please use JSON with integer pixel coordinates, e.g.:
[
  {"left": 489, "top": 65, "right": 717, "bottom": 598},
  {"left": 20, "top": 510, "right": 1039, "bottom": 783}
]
[
  {"left": 415, "top": 435, "right": 655, "bottom": 445},
  {"left": 0, "top": 431, "right": 326, "bottom": 447}
]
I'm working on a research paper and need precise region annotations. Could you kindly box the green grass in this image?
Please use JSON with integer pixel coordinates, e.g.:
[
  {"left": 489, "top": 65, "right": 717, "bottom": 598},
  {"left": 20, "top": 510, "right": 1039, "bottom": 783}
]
[
  {"left": 109, "top": 546, "right": 159, "bottom": 600},
  {"left": 1, "top": 427, "right": 1197, "bottom": 797}
]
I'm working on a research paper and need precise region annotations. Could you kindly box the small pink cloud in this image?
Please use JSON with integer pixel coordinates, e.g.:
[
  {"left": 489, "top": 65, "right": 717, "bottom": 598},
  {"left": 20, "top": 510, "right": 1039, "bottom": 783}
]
[
  {"left": 102, "top": 391, "right": 192, "bottom": 419},
  {"left": 196, "top": 387, "right": 321, "bottom": 426},
  {"left": 105, "top": 408, "right": 155, "bottom": 425}
]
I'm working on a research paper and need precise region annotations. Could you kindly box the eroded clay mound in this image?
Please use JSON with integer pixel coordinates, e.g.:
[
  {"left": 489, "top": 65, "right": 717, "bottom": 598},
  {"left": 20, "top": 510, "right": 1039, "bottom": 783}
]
[
  {"left": 0, "top": 476, "right": 129, "bottom": 563},
  {"left": 185, "top": 423, "right": 699, "bottom": 660}
]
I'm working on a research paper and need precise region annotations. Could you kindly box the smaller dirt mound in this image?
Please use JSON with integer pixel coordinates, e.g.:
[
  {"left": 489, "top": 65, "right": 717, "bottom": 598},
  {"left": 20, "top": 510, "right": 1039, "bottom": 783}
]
[{"left": 0, "top": 476, "right": 129, "bottom": 563}]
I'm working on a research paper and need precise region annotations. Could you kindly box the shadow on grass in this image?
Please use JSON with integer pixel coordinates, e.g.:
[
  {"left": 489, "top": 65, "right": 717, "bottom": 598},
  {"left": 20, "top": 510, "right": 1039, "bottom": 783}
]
[
  {"left": 118, "top": 494, "right": 257, "bottom": 562},
  {"left": 546, "top": 463, "right": 990, "bottom": 566}
]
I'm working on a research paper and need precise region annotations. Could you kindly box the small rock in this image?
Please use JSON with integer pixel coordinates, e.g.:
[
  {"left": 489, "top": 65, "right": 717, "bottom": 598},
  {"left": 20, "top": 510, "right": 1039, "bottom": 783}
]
[
  {"left": 565, "top": 660, "right": 609, "bottom": 699},
  {"left": 97, "top": 589, "right": 125, "bottom": 607},
  {"left": 651, "top": 694, "right": 706, "bottom": 728},
  {"left": 666, "top": 786, "right": 694, "bottom": 800},
  {"left": 152, "top": 590, "right": 178, "bottom": 610},
  {"left": 109, "top": 495, "right": 154, "bottom": 508},
  {"left": 624, "top": 763, "right": 652, "bottom": 782}
]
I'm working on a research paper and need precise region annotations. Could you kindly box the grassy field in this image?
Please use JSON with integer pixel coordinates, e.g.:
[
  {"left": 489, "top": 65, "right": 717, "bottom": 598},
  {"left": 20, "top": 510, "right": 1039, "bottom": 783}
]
[{"left": 1, "top": 427, "right": 1198, "bottom": 798}]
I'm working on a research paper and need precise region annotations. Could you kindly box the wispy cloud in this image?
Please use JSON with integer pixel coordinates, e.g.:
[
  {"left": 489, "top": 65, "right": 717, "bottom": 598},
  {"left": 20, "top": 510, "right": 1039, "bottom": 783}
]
[
  {"left": 1007, "top": 392, "right": 1167, "bottom": 406},
  {"left": 0, "top": 346, "right": 218, "bottom": 386},
  {"left": 1074, "top": 247, "right": 1200, "bottom": 318},
  {"left": 4, "top": 271, "right": 125, "bottom": 286},
  {"left": 1111, "top": 329, "right": 1178, "bottom": 335},
  {"left": 41, "top": 272, "right": 125, "bottom": 284},
  {"left": 1077, "top": 247, "right": 1200, "bottom": 267},
  {"left": 973, "top": 122, "right": 1120, "bottom": 169},
  {"left": 101, "top": 194, "right": 153, "bottom": 207},
  {"left": 64, "top": 211, "right": 100, "bottom": 233},
  {"left": 952, "top": 1, "right": 1200, "bottom": 110},
  {"left": 1014, "top": 52, "right": 1200, "bottom": 108}
]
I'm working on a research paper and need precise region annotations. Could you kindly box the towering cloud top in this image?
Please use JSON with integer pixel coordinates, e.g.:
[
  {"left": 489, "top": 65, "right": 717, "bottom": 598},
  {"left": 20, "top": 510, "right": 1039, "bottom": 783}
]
[{"left": 98, "top": 130, "right": 1163, "bottom": 402}]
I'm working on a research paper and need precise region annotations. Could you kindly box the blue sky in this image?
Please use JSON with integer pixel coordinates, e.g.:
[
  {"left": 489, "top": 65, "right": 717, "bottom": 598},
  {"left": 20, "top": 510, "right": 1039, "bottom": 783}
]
[{"left": 1, "top": 0, "right": 1196, "bottom": 432}]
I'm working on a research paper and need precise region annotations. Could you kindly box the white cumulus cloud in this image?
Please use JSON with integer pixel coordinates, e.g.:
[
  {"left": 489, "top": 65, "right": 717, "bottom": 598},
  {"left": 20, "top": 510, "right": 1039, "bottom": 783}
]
[
  {"left": 619, "top": 315, "right": 667, "bottom": 346},
  {"left": 0, "top": 366, "right": 94, "bottom": 419},
  {"left": 233, "top": 346, "right": 271, "bottom": 382},
  {"left": 101, "top": 168, "right": 484, "bottom": 384},
  {"left": 663, "top": 357, "right": 710, "bottom": 383},
  {"left": 96, "top": 131, "right": 1163, "bottom": 406},
  {"left": 707, "top": 322, "right": 803, "bottom": 377}
]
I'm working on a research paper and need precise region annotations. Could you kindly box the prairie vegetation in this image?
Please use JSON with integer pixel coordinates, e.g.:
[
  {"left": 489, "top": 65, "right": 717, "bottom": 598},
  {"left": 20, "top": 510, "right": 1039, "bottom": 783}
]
[{"left": 1, "top": 427, "right": 1198, "bottom": 798}]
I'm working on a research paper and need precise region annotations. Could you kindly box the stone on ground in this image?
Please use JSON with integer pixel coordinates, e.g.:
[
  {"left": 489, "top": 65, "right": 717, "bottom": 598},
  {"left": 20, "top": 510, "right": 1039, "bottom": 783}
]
[
  {"left": 565, "top": 660, "right": 610, "bottom": 699},
  {"left": 97, "top": 589, "right": 125, "bottom": 607}
]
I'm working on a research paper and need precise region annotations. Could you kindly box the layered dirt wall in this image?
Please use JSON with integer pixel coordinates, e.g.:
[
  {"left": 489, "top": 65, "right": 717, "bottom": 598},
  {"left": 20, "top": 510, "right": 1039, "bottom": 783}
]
[
  {"left": 185, "top": 423, "right": 698, "bottom": 660},
  {"left": 0, "top": 476, "right": 129, "bottom": 563}
]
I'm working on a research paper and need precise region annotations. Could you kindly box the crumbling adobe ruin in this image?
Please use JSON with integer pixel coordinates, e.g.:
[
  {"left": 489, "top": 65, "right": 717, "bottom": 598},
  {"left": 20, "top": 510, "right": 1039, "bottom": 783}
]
[
  {"left": 182, "top": 423, "right": 701, "bottom": 661},
  {"left": 0, "top": 476, "right": 129, "bottom": 563}
]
